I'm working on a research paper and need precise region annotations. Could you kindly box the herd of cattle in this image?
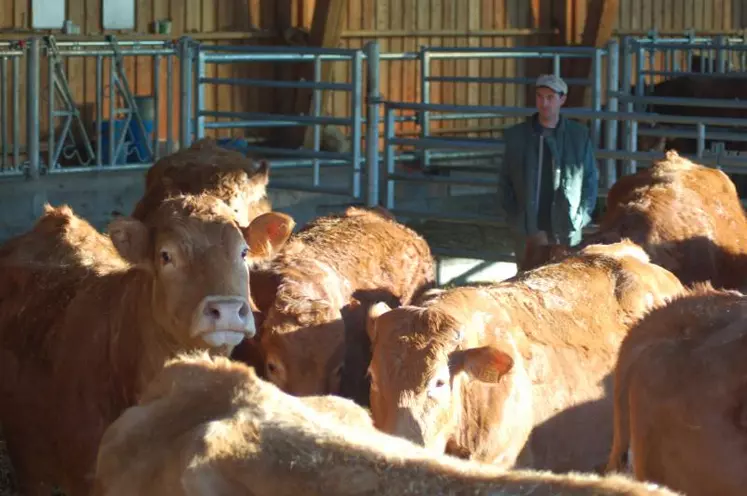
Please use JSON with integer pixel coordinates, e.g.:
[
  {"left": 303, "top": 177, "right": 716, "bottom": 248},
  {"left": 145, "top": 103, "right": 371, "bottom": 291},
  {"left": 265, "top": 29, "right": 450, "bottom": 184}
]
[{"left": 0, "top": 138, "right": 746, "bottom": 495}]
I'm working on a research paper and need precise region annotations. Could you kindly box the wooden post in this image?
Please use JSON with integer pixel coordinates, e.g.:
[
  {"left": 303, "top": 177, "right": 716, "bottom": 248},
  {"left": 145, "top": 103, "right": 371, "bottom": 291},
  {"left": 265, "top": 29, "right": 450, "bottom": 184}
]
[
  {"left": 283, "top": 0, "right": 347, "bottom": 150},
  {"left": 565, "top": 0, "right": 619, "bottom": 108},
  {"left": 272, "top": 0, "right": 295, "bottom": 123}
]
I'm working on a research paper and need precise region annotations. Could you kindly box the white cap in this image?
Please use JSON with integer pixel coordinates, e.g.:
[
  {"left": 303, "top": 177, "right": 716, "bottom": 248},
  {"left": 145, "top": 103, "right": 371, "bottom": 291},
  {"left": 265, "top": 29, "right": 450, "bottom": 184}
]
[{"left": 536, "top": 74, "right": 568, "bottom": 95}]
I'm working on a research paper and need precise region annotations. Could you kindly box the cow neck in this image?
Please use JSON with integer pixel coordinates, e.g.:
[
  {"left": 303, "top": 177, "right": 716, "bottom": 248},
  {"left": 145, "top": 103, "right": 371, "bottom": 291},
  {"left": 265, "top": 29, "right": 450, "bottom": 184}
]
[
  {"left": 447, "top": 290, "right": 535, "bottom": 467},
  {"left": 105, "top": 267, "right": 183, "bottom": 403}
]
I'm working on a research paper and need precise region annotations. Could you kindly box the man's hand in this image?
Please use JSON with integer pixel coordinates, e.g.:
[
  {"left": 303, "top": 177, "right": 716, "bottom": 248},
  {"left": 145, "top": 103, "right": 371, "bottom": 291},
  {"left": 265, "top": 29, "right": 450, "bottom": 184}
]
[{"left": 529, "top": 230, "right": 549, "bottom": 246}]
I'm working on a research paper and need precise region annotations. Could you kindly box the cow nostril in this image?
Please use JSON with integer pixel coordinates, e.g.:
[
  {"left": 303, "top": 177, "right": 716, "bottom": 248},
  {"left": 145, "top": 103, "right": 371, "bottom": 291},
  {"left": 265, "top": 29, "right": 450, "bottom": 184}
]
[
  {"left": 205, "top": 305, "right": 221, "bottom": 321},
  {"left": 238, "top": 302, "right": 250, "bottom": 319}
]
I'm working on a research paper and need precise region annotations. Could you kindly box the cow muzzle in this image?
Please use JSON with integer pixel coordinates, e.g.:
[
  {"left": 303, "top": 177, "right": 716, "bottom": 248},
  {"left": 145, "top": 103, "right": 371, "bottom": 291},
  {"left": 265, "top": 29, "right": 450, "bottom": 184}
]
[{"left": 192, "top": 295, "right": 255, "bottom": 348}]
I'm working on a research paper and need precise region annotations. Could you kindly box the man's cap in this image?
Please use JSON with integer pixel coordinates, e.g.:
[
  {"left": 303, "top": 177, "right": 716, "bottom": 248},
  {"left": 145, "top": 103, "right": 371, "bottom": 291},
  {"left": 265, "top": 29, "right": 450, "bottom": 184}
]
[{"left": 536, "top": 74, "right": 568, "bottom": 95}]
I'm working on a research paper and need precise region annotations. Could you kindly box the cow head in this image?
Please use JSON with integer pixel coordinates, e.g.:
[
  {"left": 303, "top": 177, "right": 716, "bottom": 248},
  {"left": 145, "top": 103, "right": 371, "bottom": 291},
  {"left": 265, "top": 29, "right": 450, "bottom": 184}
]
[
  {"left": 136, "top": 139, "right": 272, "bottom": 229},
  {"left": 108, "top": 194, "right": 293, "bottom": 355},
  {"left": 220, "top": 161, "right": 271, "bottom": 228},
  {"left": 365, "top": 298, "right": 517, "bottom": 453},
  {"left": 259, "top": 264, "right": 354, "bottom": 397}
]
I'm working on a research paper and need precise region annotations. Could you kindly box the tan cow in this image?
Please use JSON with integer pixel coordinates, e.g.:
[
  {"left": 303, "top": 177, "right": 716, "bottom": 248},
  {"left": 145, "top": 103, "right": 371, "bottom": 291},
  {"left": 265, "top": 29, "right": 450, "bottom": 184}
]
[
  {"left": 366, "top": 240, "right": 685, "bottom": 473},
  {"left": 522, "top": 151, "right": 747, "bottom": 289},
  {"left": 606, "top": 283, "right": 747, "bottom": 496},
  {"left": 132, "top": 138, "right": 272, "bottom": 227},
  {"left": 92, "top": 351, "right": 681, "bottom": 496},
  {"left": 0, "top": 195, "right": 293, "bottom": 496},
  {"left": 236, "top": 206, "right": 435, "bottom": 405}
]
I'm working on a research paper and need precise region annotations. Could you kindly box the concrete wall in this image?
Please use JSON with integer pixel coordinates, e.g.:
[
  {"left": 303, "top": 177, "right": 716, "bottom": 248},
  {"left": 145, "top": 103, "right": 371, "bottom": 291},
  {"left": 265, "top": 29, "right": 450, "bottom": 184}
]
[
  {"left": 0, "top": 167, "right": 361, "bottom": 243},
  {"left": 0, "top": 165, "right": 518, "bottom": 285}
]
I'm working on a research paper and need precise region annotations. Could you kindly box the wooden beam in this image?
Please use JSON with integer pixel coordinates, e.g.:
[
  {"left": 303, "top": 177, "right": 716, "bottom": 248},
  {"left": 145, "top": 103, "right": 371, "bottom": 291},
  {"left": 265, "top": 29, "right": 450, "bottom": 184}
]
[
  {"left": 579, "top": 0, "right": 619, "bottom": 48},
  {"left": 565, "top": 0, "right": 619, "bottom": 108},
  {"left": 272, "top": 0, "right": 296, "bottom": 131},
  {"left": 288, "top": 0, "right": 347, "bottom": 150}
]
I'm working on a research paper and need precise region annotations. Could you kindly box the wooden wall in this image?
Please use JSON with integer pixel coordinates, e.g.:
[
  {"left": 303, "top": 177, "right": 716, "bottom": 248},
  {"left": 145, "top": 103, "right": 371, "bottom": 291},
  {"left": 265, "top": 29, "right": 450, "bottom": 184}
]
[{"left": 1, "top": 0, "right": 747, "bottom": 162}]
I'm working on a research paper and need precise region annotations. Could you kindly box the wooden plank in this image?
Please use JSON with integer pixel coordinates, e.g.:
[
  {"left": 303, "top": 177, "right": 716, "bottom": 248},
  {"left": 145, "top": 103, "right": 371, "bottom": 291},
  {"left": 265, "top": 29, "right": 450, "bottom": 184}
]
[
  {"left": 683, "top": 0, "right": 696, "bottom": 29},
  {"left": 524, "top": 0, "right": 551, "bottom": 107},
  {"left": 502, "top": 0, "right": 517, "bottom": 126},
  {"left": 65, "top": 1, "right": 85, "bottom": 147},
  {"left": 342, "top": 0, "right": 362, "bottom": 122},
  {"left": 719, "top": 0, "right": 728, "bottom": 32},
  {"left": 271, "top": 0, "right": 294, "bottom": 124},
  {"left": 1, "top": 0, "right": 13, "bottom": 29},
  {"left": 492, "top": 0, "right": 504, "bottom": 130},
  {"left": 152, "top": 0, "right": 169, "bottom": 142},
  {"left": 388, "top": 0, "right": 403, "bottom": 108},
  {"left": 186, "top": 0, "right": 201, "bottom": 34},
  {"left": 466, "top": 0, "right": 479, "bottom": 137},
  {"left": 478, "top": 0, "right": 492, "bottom": 136},
  {"left": 216, "top": 1, "right": 232, "bottom": 139},
  {"left": 201, "top": 1, "right": 217, "bottom": 139},
  {"left": 136, "top": 0, "right": 153, "bottom": 96},
  {"left": 250, "top": 0, "right": 271, "bottom": 139},
  {"left": 84, "top": 0, "right": 101, "bottom": 144},
  {"left": 275, "top": 0, "right": 293, "bottom": 30}
]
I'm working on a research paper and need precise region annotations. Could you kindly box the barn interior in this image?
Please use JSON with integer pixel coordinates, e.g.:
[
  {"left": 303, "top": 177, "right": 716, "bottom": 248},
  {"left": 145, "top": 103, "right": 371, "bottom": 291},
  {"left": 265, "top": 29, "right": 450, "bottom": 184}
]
[{"left": 2, "top": 1, "right": 747, "bottom": 494}]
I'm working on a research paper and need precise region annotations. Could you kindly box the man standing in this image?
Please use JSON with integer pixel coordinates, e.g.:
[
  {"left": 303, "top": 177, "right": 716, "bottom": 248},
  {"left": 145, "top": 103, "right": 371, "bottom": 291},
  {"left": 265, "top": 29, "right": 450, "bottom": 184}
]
[{"left": 499, "top": 74, "right": 599, "bottom": 269}]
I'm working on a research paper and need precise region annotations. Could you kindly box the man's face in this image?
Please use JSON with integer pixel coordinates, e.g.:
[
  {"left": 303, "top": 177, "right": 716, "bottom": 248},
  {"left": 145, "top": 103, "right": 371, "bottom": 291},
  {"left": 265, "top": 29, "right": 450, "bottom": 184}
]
[{"left": 535, "top": 87, "right": 566, "bottom": 121}]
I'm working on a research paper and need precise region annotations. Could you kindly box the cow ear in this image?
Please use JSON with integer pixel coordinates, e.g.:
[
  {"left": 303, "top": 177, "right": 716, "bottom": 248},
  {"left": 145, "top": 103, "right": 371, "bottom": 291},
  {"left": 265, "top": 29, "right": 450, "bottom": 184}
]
[
  {"left": 450, "top": 346, "right": 514, "bottom": 384},
  {"left": 244, "top": 212, "right": 295, "bottom": 260},
  {"left": 108, "top": 217, "right": 151, "bottom": 265},
  {"left": 366, "top": 301, "right": 391, "bottom": 344},
  {"left": 251, "top": 160, "right": 270, "bottom": 187}
]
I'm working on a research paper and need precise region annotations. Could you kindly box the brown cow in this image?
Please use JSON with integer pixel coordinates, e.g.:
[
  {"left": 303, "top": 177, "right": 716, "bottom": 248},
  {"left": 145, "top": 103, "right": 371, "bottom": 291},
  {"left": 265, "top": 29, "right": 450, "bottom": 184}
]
[
  {"left": 92, "top": 351, "right": 680, "bottom": 496},
  {"left": 635, "top": 74, "right": 747, "bottom": 154},
  {"left": 522, "top": 151, "right": 747, "bottom": 289},
  {"left": 605, "top": 283, "right": 747, "bottom": 496},
  {"left": 236, "top": 206, "right": 435, "bottom": 405},
  {"left": 0, "top": 195, "right": 293, "bottom": 496},
  {"left": 132, "top": 138, "right": 272, "bottom": 227},
  {"left": 366, "top": 240, "right": 684, "bottom": 473},
  {"left": 0, "top": 204, "right": 127, "bottom": 273}
]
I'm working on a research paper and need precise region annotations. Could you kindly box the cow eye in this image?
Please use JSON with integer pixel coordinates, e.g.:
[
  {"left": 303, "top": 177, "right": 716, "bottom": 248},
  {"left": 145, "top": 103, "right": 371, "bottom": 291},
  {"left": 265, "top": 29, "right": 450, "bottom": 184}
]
[
  {"left": 240, "top": 247, "right": 249, "bottom": 259},
  {"left": 160, "top": 250, "right": 172, "bottom": 265},
  {"left": 435, "top": 379, "right": 446, "bottom": 388}
]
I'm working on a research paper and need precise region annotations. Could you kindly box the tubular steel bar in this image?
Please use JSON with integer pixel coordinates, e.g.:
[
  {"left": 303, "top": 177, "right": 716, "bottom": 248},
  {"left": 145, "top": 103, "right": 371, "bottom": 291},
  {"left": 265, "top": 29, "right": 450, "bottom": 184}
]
[
  {"left": 365, "top": 40, "right": 381, "bottom": 207},
  {"left": 350, "top": 49, "right": 364, "bottom": 200},
  {"left": 27, "top": 37, "right": 41, "bottom": 179}
]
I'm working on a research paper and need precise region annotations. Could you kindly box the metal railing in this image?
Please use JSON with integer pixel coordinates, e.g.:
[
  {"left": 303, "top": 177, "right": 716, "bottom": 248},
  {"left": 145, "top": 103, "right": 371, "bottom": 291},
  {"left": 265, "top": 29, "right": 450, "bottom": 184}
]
[
  {"left": 193, "top": 41, "right": 376, "bottom": 201},
  {"left": 0, "top": 41, "right": 24, "bottom": 176},
  {"left": 41, "top": 36, "right": 178, "bottom": 175},
  {"left": 416, "top": 44, "right": 608, "bottom": 171},
  {"left": 16, "top": 36, "right": 181, "bottom": 178},
  {"left": 614, "top": 35, "right": 747, "bottom": 175}
]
